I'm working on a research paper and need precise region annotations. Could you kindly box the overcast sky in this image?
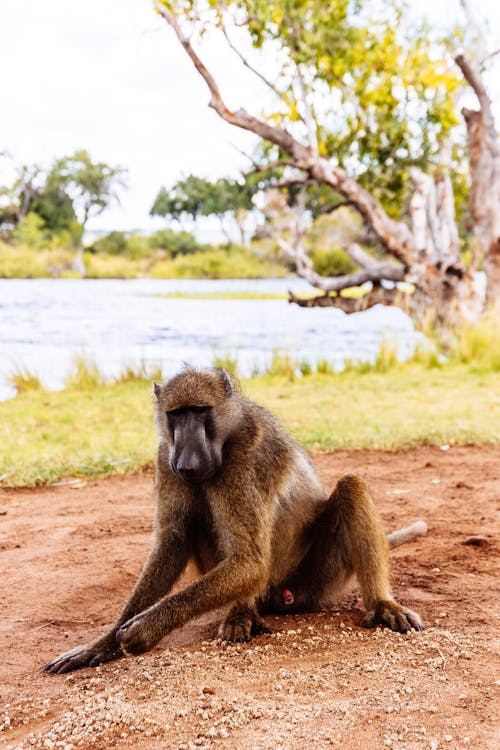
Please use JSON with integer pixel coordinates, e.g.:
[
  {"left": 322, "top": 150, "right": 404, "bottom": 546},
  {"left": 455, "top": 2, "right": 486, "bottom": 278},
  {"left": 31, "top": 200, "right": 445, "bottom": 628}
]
[{"left": 1, "top": 0, "right": 498, "bottom": 235}]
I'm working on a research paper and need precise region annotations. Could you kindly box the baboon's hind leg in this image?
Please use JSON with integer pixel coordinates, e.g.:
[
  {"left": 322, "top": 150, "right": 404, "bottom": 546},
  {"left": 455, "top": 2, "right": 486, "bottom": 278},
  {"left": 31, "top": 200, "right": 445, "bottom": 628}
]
[{"left": 266, "top": 475, "right": 422, "bottom": 632}]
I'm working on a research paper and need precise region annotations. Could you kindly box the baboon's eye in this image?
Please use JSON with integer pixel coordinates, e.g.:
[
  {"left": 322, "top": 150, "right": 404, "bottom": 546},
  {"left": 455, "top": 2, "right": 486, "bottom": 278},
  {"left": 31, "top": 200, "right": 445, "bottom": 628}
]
[
  {"left": 167, "top": 407, "right": 185, "bottom": 417},
  {"left": 190, "top": 405, "right": 211, "bottom": 414},
  {"left": 167, "top": 405, "right": 211, "bottom": 417}
]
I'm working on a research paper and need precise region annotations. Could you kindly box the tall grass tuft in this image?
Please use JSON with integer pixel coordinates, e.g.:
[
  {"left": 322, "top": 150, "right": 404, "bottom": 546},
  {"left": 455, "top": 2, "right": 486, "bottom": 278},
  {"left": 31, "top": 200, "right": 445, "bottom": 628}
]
[
  {"left": 114, "top": 361, "right": 163, "bottom": 384},
  {"left": 65, "top": 356, "right": 103, "bottom": 389},
  {"left": 410, "top": 340, "right": 443, "bottom": 369},
  {"left": 212, "top": 352, "right": 239, "bottom": 379},
  {"left": 450, "top": 307, "right": 500, "bottom": 372},
  {"left": 316, "top": 358, "right": 335, "bottom": 375},
  {"left": 342, "top": 357, "right": 373, "bottom": 374},
  {"left": 298, "top": 359, "right": 313, "bottom": 376},
  {"left": 8, "top": 365, "right": 43, "bottom": 394},
  {"left": 373, "top": 339, "right": 399, "bottom": 373},
  {"left": 266, "top": 350, "right": 297, "bottom": 380}
]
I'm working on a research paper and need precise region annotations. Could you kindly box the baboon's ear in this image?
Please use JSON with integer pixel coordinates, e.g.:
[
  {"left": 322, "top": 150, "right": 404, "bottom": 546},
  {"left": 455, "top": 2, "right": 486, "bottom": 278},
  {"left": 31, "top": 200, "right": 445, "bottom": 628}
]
[
  {"left": 153, "top": 382, "right": 161, "bottom": 399},
  {"left": 219, "top": 369, "right": 233, "bottom": 396}
]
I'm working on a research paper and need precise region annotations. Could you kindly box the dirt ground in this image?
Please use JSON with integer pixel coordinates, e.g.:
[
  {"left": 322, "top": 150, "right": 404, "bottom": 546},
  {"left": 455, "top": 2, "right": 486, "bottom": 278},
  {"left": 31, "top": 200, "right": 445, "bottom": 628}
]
[{"left": 0, "top": 446, "right": 499, "bottom": 750}]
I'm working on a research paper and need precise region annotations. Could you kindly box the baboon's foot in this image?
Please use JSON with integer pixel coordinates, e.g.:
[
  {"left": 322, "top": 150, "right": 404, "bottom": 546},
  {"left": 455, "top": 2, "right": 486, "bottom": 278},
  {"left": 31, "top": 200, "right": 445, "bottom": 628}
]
[
  {"left": 219, "top": 604, "right": 272, "bottom": 643},
  {"left": 43, "top": 638, "right": 122, "bottom": 674},
  {"left": 364, "top": 600, "right": 423, "bottom": 633}
]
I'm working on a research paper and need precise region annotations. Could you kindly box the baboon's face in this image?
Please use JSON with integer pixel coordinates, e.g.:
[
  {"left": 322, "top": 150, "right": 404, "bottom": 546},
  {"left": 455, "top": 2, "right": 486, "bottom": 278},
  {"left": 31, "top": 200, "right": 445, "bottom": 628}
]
[{"left": 166, "top": 405, "right": 222, "bottom": 484}]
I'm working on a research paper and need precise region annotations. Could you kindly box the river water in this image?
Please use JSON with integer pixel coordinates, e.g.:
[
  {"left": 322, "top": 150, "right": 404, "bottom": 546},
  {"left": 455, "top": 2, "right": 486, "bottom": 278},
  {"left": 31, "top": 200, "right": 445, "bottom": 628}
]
[{"left": 0, "top": 278, "right": 417, "bottom": 399}]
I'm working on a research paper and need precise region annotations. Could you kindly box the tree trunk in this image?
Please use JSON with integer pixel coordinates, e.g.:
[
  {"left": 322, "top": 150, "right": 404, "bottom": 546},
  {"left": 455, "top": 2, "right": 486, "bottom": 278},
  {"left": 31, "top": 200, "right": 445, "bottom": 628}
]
[{"left": 455, "top": 54, "right": 500, "bottom": 307}]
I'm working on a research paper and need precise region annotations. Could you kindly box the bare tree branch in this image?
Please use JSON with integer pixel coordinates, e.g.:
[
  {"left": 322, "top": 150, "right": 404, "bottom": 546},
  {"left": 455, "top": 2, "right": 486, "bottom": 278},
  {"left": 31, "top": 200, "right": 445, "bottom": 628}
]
[
  {"left": 273, "top": 176, "right": 311, "bottom": 189},
  {"left": 316, "top": 199, "right": 352, "bottom": 216},
  {"left": 459, "top": 0, "right": 489, "bottom": 62},
  {"left": 242, "top": 158, "right": 300, "bottom": 176},
  {"left": 313, "top": 162, "right": 415, "bottom": 266},
  {"left": 455, "top": 54, "right": 496, "bottom": 132},
  {"left": 155, "top": 2, "right": 417, "bottom": 268},
  {"left": 343, "top": 242, "right": 381, "bottom": 270},
  {"left": 277, "top": 236, "right": 405, "bottom": 292},
  {"left": 481, "top": 47, "right": 500, "bottom": 64},
  {"left": 219, "top": 24, "right": 303, "bottom": 120},
  {"left": 154, "top": 2, "right": 313, "bottom": 168},
  {"left": 297, "top": 65, "right": 319, "bottom": 158}
]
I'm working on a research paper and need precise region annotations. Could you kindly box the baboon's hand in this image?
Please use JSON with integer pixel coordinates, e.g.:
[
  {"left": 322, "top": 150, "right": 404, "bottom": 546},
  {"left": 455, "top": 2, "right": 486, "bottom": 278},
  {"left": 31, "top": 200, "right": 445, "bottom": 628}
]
[
  {"left": 218, "top": 605, "right": 272, "bottom": 643},
  {"left": 364, "top": 600, "right": 423, "bottom": 633},
  {"left": 43, "top": 638, "right": 122, "bottom": 674},
  {"left": 116, "top": 611, "right": 162, "bottom": 655}
]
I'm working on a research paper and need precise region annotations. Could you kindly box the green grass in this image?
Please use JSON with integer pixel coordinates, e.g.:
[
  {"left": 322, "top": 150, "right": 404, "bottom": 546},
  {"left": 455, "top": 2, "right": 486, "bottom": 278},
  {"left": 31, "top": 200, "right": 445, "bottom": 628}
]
[
  {"left": 1, "top": 360, "right": 498, "bottom": 486},
  {"left": 244, "top": 364, "right": 500, "bottom": 450},
  {"left": 0, "top": 381, "right": 158, "bottom": 486},
  {"left": 150, "top": 291, "right": 290, "bottom": 301}
]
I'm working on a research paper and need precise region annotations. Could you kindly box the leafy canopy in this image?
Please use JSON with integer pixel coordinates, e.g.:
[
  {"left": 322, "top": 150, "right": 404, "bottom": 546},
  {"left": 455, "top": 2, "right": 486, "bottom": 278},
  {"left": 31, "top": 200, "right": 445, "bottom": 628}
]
[
  {"left": 49, "top": 149, "right": 127, "bottom": 227},
  {"left": 151, "top": 174, "right": 255, "bottom": 221},
  {"left": 160, "top": 0, "right": 463, "bottom": 215}
]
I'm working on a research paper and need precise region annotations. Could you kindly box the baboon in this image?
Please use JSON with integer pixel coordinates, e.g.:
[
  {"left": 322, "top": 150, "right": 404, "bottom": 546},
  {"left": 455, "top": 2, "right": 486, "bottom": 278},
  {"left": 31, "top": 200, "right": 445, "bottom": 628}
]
[{"left": 44, "top": 367, "right": 423, "bottom": 674}]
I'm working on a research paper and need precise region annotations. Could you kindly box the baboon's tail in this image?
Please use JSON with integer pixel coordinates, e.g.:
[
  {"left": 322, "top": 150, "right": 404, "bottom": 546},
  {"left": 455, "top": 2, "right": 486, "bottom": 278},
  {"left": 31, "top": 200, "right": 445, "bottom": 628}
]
[{"left": 387, "top": 520, "right": 428, "bottom": 549}]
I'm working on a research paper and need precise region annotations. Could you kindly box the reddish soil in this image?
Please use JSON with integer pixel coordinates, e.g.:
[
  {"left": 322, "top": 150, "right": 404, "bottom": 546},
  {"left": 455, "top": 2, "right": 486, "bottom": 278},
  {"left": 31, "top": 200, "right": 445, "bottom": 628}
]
[{"left": 0, "top": 446, "right": 499, "bottom": 750}]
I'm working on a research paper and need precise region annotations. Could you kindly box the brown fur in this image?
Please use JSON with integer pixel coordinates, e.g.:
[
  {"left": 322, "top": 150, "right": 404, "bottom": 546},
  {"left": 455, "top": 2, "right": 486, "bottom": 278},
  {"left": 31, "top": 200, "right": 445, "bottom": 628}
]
[{"left": 44, "top": 368, "right": 422, "bottom": 674}]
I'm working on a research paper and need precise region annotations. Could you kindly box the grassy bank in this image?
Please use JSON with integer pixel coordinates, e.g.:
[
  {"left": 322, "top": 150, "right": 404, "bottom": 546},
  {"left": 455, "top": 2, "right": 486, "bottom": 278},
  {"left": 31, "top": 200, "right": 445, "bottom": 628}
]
[
  {"left": 0, "top": 242, "right": 289, "bottom": 280},
  {"left": 1, "top": 357, "right": 498, "bottom": 486}
]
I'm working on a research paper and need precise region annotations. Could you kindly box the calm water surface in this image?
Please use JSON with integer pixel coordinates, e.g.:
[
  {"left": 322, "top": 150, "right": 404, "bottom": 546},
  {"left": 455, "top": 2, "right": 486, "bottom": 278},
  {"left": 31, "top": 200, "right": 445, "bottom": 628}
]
[{"left": 0, "top": 278, "right": 417, "bottom": 399}]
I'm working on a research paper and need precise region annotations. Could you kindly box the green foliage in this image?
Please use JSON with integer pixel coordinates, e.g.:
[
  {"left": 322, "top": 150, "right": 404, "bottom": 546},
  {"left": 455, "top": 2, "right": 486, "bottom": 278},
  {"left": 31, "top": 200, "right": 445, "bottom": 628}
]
[
  {"left": 90, "top": 230, "right": 129, "bottom": 256},
  {"left": 0, "top": 151, "right": 125, "bottom": 249},
  {"left": 47, "top": 149, "right": 127, "bottom": 227},
  {"left": 90, "top": 231, "right": 156, "bottom": 260},
  {"left": 83, "top": 251, "right": 141, "bottom": 279},
  {"left": 148, "top": 227, "right": 199, "bottom": 256},
  {"left": 311, "top": 246, "right": 357, "bottom": 276},
  {"left": 30, "top": 183, "right": 78, "bottom": 236},
  {"left": 150, "top": 245, "right": 288, "bottom": 279},
  {"left": 151, "top": 174, "right": 255, "bottom": 222},
  {"left": 0, "top": 242, "right": 77, "bottom": 278},
  {"left": 168, "top": 0, "right": 464, "bottom": 216},
  {"left": 11, "top": 213, "right": 46, "bottom": 250}
]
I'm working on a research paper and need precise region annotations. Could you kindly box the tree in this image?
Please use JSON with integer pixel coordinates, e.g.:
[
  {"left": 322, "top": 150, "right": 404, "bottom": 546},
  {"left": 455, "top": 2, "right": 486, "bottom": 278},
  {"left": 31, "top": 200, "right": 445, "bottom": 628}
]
[
  {"left": 153, "top": 0, "right": 499, "bottom": 327},
  {"left": 49, "top": 150, "right": 126, "bottom": 231},
  {"left": 1, "top": 151, "right": 126, "bottom": 252},
  {"left": 151, "top": 174, "right": 256, "bottom": 243},
  {"left": 0, "top": 161, "right": 43, "bottom": 229}
]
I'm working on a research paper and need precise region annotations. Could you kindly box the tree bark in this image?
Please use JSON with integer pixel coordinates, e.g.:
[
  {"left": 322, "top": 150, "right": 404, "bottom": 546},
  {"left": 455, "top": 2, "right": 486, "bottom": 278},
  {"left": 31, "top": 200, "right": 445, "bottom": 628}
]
[{"left": 455, "top": 54, "right": 500, "bottom": 306}]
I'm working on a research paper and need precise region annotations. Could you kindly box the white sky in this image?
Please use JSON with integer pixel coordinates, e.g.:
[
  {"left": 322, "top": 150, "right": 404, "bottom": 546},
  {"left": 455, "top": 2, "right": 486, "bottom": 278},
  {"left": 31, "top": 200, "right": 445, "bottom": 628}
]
[{"left": 0, "top": 0, "right": 499, "bottom": 234}]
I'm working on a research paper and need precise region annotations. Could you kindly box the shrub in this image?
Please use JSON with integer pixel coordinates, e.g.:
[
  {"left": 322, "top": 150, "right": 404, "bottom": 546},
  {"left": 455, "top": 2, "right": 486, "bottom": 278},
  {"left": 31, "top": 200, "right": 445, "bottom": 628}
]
[
  {"left": 148, "top": 228, "right": 199, "bottom": 256},
  {"left": 310, "top": 246, "right": 357, "bottom": 277},
  {"left": 84, "top": 252, "right": 140, "bottom": 279},
  {"left": 150, "top": 246, "right": 287, "bottom": 279}
]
